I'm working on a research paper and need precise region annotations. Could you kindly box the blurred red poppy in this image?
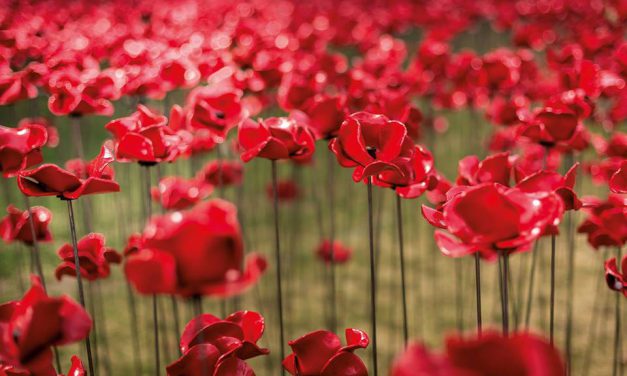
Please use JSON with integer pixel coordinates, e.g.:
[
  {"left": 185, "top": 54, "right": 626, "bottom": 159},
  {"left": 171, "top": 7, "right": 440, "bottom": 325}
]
[
  {"left": 283, "top": 328, "right": 369, "bottom": 375},
  {"left": 517, "top": 106, "right": 583, "bottom": 147},
  {"left": 265, "top": 180, "right": 299, "bottom": 202},
  {"left": 391, "top": 332, "right": 564, "bottom": 375},
  {"left": 55, "top": 233, "right": 121, "bottom": 282},
  {"left": 303, "top": 94, "right": 347, "bottom": 140},
  {"left": 238, "top": 115, "right": 316, "bottom": 163},
  {"left": 578, "top": 195, "right": 627, "bottom": 249},
  {"left": 0, "top": 72, "right": 37, "bottom": 106},
  {"left": 105, "top": 105, "right": 187, "bottom": 165},
  {"left": 17, "top": 145, "right": 119, "bottom": 200},
  {"left": 315, "top": 240, "right": 352, "bottom": 265},
  {"left": 609, "top": 161, "right": 627, "bottom": 193},
  {"left": 167, "top": 311, "right": 268, "bottom": 376},
  {"left": 422, "top": 183, "right": 564, "bottom": 260},
  {"left": 605, "top": 255, "right": 627, "bottom": 297},
  {"left": 125, "top": 199, "right": 267, "bottom": 297},
  {"left": 0, "top": 276, "right": 92, "bottom": 375},
  {"left": 0, "top": 205, "right": 52, "bottom": 245},
  {"left": 151, "top": 176, "right": 212, "bottom": 211},
  {"left": 197, "top": 160, "right": 244, "bottom": 187},
  {"left": 0, "top": 123, "right": 48, "bottom": 178}
]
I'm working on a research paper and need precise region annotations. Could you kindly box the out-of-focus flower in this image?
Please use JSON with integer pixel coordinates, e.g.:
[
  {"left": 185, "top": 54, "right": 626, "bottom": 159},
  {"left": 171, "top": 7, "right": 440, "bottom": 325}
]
[{"left": 0, "top": 205, "right": 52, "bottom": 245}]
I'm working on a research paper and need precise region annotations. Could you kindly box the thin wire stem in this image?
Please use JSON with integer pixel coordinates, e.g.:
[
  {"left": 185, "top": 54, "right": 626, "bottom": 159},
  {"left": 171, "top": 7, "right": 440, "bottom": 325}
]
[
  {"left": 395, "top": 194, "right": 409, "bottom": 344},
  {"left": 550, "top": 234, "right": 556, "bottom": 346},
  {"left": 474, "top": 252, "right": 482, "bottom": 336},
  {"left": 271, "top": 160, "right": 286, "bottom": 372},
  {"left": 367, "top": 178, "right": 378, "bottom": 376},
  {"left": 67, "top": 200, "right": 95, "bottom": 376}
]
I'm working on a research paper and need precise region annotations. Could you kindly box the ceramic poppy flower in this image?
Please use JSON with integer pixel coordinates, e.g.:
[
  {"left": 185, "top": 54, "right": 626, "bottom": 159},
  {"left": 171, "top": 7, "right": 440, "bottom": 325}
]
[
  {"left": 265, "top": 180, "right": 300, "bottom": 202},
  {"left": 422, "top": 183, "right": 564, "bottom": 260},
  {"left": 105, "top": 105, "right": 187, "bottom": 165},
  {"left": 238, "top": 115, "right": 316, "bottom": 163},
  {"left": 605, "top": 255, "right": 627, "bottom": 297},
  {"left": 391, "top": 332, "right": 564, "bottom": 375},
  {"left": 393, "top": 146, "right": 438, "bottom": 199},
  {"left": 0, "top": 276, "right": 92, "bottom": 375},
  {"left": 0, "top": 205, "right": 52, "bottom": 245},
  {"left": 46, "top": 70, "right": 116, "bottom": 117},
  {"left": 329, "top": 112, "right": 415, "bottom": 183},
  {"left": 517, "top": 106, "right": 582, "bottom": 147},
  {"left": 487, "top": 96, "right": 530, "bottom": 126},
  {"left": 578, "top": 195, "right": 627, "bottom": 249},
  {"left": 17, "top": 144, "right": 119, "bottom": 200},
  {"left": 5, "top": 355, "right": 87, "bottom": 376},
  {"left": 456, "top": 153, "right": 512, "bottom": 187},
  {"left": 151, "top": 176, "right": 212, "bottom": 211},
  {"left": 159, "top": 58, "right": 200, "bottom": 91},
  {"left": 609, "top": 161, "right": 627, "bottom": 193},
  {"left": 315, "top": 240, "right": 352, "bottom": 265},
  {"left": 186, "top": 86, "right": 243, "bottom": 143},
  {"left": 515, "top": 163, "right": 582, "bottom": 211},
  {"left": 17, "top": 118, "right": 58, "bottom": 148},
  {"left": 167, "top": 311, "right": 268, "bottom": 376},
  {"left": 197, "top": 160, "right": 244, "bottom": 187},
  {"left": 0, "top": 123, "right": 48, "bottom": 177},
  {"left": 55, "top": 233, "right": 121, "bottom": 282},
  {"left": 0, "top": 72, "right": 37, "bottom": 106},
  {"left": 303, "top": 94, "right": 347, "bottom": 140},
  {"left": 124, "top": 199, "right": 267, "bottom": 297},
  {"left": 282, "top": 328, "right": 369, "bottom": 376}
]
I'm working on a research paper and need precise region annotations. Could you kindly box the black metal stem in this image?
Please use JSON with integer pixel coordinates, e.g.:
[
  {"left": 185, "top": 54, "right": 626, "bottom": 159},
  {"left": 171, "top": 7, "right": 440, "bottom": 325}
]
[
  {"left": 395, "top": 194, "right": 409, "bottom": 344},
  {"left": 67, "top": 200, "right": 95, "bottom": 376},
  {"left": 550, "top": 234, "right": 556, "bottom": 346},
  {"left": 367, "top": 178, "right": 378, "bottom": 376},
  {"left": 271, "top": 160, "right": 286, "bottom": 371},
  {"left": 474, "top": 253, "right": 482, "bottom": 336}
]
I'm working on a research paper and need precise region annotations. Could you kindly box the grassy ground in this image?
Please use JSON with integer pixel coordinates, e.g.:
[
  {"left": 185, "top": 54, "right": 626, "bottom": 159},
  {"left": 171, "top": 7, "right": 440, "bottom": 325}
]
[{"left": 0, "top": 28, "right": 624, "bottom": 375}]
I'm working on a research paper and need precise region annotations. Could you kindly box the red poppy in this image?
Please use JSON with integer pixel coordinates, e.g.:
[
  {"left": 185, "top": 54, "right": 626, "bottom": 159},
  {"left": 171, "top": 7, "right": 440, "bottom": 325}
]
[
  {"left": 456, "top": 153, "right": 512, "bottom": 187},
  {"left": 167, "top": 311, "right": 269, "bottom": 376},
  {"left": 186, "top": 86, "right": 243, "bottom": 143},
  {"left": 17, "top": 118, "right": 58, "bottom": 149},
  {"left": 315, "top": 240, "right": 352, "bottom": 265},
  {"left": 422, "top": 183, "right": 564, "bottom": 260},
  {"left": 4, "top": 355, "right": 87, "bottom": 376},
  {"left": 17, "top": 145, "right": 119, "bottom": 200},
  {"left": 105, "top": 105, "right": 187, "bottom": 165},
  {"left": 265, "top": 180, "right": 300, "bottom": 202},
  {"left": 0, "top": 205, "right": 52, "bottom": 245},
  {"left": 282, "top": 328, "right": 369, "bottom": 376},
  {"left": 151, "top": 176, "right": 212, "bottom": 211},
  {"left": 0, "top": 123, "right": 48, "bottom": 178},
  {"left": 55, "top": 233, "right": 121, "bottom": 282},
  {"left": 577, "top": 195, "right": 627, "bottom": 249},
  {"left": 515, "top": 163, "right": 582, "bottom": 211},
  {"left": 609, "top": 160, "right": 627, "bottom": 193},
  {"left": 124, "top": 200, "right": 267, "bottom": 297},
  {"left": 238, "top": 115, "right": 316, "bottom": 163},
  {"left": 605, "top": 255, "right": 627, "bottom": 297},
  {"left": 197, "top": 160, "right": 244, "bottom": 187},
  {"left": 391, "top": 332, "right": 564, "bottom": 375},
  {"left": 0, "top": 276, "right": 92, "bottom": 375},
  {"left": 46, "top": 69, "right": 117, "bottom": 117},
  {"left": 394, "top": 146, "right": 438, "bottom": 199},
  {"left": 160, "top": 58, "right": 200, "bottom": 92},
  {"left": 329, "top": 112, "right": 414, "bottom": 183},
  {"left": 517, "top": 106, "right": 582, "bottom": 147},
  {"left": 0, "top": 72, "right": 37, "bottom": 106},
  {"left": 303, "top": 94, "right": 347, "bottom": 140}
]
